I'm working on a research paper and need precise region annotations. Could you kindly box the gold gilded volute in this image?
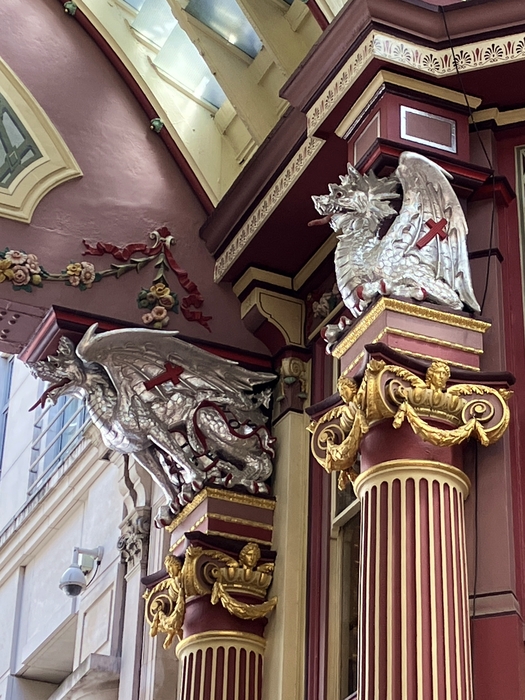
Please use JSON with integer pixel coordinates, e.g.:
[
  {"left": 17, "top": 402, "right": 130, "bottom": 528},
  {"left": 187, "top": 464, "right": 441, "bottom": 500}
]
[
  {"left": 309, "top": 358, "right": 511, "bottom": 490},
  {"left": 143, "top": 543, "right": 277, "bottom": 650}
]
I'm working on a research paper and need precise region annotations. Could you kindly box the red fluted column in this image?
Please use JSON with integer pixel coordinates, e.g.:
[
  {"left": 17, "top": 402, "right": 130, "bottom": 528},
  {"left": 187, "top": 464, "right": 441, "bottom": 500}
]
[
  {"left": 354, "top": 459, "right": 472, "bottom": 700},
  {"left": 176, "top": 630, "right": 265, "bottom": 700},
  {"left": 308, "top": 315, "right": 512, "bottom": 700},
  {"left": 143, "top": 490, "right": 276, "bottom": 700}
]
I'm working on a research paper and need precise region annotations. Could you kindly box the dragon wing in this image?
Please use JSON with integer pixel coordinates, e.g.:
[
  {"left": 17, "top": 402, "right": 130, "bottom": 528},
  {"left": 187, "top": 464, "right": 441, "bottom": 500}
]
[
  {"left": 393, "top": 152, "right": 480, "bottom": 311},
  {"left": 76, "top": 325, "right": 275, "bottom": 422}
]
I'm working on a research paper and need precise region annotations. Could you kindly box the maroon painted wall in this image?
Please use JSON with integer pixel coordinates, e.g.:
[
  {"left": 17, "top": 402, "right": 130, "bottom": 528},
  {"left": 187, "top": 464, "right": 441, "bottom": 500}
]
[{"left": 0, "top": 0, "right": 267, "bottom": 354}]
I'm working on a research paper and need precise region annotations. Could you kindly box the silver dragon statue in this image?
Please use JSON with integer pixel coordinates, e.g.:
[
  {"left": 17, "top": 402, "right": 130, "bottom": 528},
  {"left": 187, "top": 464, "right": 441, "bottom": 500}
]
[
  {"left": 311, "top": 151, "right": 480, "bottom": 319},
  {"left": 29, "top": 325, "right": 275, "bottom": 526}
]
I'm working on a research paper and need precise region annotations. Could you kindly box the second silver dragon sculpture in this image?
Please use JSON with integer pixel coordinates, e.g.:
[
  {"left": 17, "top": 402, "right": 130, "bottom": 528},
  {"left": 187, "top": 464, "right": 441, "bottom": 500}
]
[
  {"left": 29, "top": 326, "right": 275, "bottom": 526},
  {"left": 311, "top": 151, "right": 480, "bottom": 319}
]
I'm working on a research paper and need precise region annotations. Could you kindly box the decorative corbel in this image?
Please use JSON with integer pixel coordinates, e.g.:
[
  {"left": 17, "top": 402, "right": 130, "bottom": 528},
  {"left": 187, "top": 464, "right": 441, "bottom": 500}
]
[
  {"left": 117, "top": 456, "right": 152, "bottom": 571},
  {"left": 241, "top": 287, "right": 305, "bottom": 353},
  {"left": 117, "top": 507, "right": 151, "bottom": 569}
]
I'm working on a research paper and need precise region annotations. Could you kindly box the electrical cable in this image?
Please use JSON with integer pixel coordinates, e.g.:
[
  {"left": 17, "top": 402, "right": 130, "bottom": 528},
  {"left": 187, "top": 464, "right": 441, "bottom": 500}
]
[
  {"left": 85, "top": 558, "right": 101, "bottom": 589},
  {"left": 440, "top": 6, "right": 496, "bottom": 315}
]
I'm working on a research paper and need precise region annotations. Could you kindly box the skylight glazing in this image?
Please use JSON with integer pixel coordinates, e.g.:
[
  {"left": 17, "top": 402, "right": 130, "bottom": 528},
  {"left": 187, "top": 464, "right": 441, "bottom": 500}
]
[
  {"left": 184, "top": 0, "right": 262, "bottom": 59},
  {"left": 131, "top": 0, "right": 177, "bottom": 47},
  {"left": 154, "top": 25, "right": 227, "bottom": 108},
  {"left": 123, "top": 0, "right": 145, "bottom": 10}
]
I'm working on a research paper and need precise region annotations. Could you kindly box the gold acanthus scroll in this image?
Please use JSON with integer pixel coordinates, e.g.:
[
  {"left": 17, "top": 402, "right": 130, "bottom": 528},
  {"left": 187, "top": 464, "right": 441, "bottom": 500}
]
[
  {"left": 144, "top": 542, "right": 277, "bottom": 650},
  {"left": 309, "top": 359, "right": 511, "bottom": 489}
]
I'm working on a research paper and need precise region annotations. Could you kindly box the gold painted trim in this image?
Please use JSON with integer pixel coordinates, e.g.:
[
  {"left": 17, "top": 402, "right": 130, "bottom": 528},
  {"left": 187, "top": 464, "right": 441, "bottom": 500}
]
[
  {"left": 233, "top": 267, "right": 293, "bottom": 297},
  {"left": 171, "top": 515, "right": 207, "bottom": 549},
  {"left": 166, "top": 487, "right": 276, "bottom": 533},
  {"left": 206, "top": 489, "right": 276, "bottom": 510},
  {"left": 210, "top": 514, "right": 273, "bottom": 530},
  {"left": 214, "top": 136, "right": 325, "bottom": 282},
  {"left": 308, "top": 29, "right": 525, "bottom": 136},
  {"left": 176, "top": 630, "right": 266, "bottom": 656},
  {"left": 340, "top": 323, "right": 480, "bottom": 377},
  {"left": 335, "top": 69, "right": 481, "bottom": 139},
  {"left": 341, "top": 351, "right": 366, "bottom": 378},
  {"left": 171, "top": 514, "right": 273, "bottom": 549},
  {"left": 207, "top": 530, "right": 271, "bottom": 546},
  {"left": 332, "top": 298, "right": 490, "bottom": 359},
  {"left": 293, "top": 231, "right": 338, "bottom": 291},
  {"left": 384, "top": 327, "right": 482, "bottom": 355},
  {"left": 472, "top": 106, "right": 525, "bottom": 127},
  {"left": 353, "top": 459, "right": 471, "bottom": 499},
  {"left": 392, "top": 346, "right": 479, "bottom": 372}
]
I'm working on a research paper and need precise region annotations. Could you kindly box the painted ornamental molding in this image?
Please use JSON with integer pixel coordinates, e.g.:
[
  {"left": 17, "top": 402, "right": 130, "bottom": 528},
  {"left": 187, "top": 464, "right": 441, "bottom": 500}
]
[
  {"left": 309, "top": 358, "right": 511, "bottom": 489},
  {"left": 144, "top": 543, "right": 277, "bottom": 650},
  {"left": 213, "top": 29, "right": 525, "bottom": 283},
  {"left": 307, "top": 29, "right": 525, "bottom": 136},
  {"left": 0, "top": 57, "right": 82, "bottom": 223},
  {"left": 213, "top": 136, "right": 325, "bottom": 282}
]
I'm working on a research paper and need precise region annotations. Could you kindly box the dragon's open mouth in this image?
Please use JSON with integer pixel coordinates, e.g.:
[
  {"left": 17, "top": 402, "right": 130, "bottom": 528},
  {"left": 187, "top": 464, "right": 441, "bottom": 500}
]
[{"left": 29, "top": 377, "right": 71, "bottom": 412}]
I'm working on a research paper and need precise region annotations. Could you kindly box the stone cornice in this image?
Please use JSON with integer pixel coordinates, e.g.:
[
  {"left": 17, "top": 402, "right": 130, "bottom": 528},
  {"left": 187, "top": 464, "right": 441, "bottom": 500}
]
[
  {"left": 306, "top": 29, "right": 525, "bottom": 136},
  {"left": 282, "top": 0, "right": 525, "bottom": 111}
]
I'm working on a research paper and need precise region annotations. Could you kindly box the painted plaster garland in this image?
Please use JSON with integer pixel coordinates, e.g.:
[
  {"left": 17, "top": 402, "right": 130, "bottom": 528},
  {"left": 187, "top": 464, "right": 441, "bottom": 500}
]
[{"left": 0, "top": 228, "right": 212, "bottom": 331}]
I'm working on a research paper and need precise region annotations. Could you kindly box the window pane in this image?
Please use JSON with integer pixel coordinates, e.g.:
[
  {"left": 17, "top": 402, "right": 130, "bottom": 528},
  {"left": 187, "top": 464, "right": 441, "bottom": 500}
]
[
  {"left": 0, "top": 94, "right": 42, "bottom": 188},
  {"left": 154, "top": 25, "right": 226, "bottom": 108},
  {"left": 184, "top": 0, "right": 262, "bottom": 59}
]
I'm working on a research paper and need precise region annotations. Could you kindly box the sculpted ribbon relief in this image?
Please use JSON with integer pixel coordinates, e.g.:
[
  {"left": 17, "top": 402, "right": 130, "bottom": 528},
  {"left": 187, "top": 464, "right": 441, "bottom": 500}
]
[{"left": 309, "top": 359, "right": 511, "bottom": 489}]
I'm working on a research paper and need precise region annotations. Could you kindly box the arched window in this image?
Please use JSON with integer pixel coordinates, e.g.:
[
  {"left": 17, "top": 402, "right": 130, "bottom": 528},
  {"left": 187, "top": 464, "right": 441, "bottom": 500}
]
[
  {"left": 0, "top": 57, "right": 82, "bottom": 222},
  {"left": 0, "top": 93, "right": 42, "bottom": 188}
]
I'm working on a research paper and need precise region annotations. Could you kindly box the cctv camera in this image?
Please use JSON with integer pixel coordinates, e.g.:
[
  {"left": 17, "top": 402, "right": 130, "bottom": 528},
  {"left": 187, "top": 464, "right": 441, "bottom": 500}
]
[
  {"left": 59, "top": 546, "right": 103, "bottom": 597},
  {"left": 59, "top": 563, "right": 86, "bottom": 597}
]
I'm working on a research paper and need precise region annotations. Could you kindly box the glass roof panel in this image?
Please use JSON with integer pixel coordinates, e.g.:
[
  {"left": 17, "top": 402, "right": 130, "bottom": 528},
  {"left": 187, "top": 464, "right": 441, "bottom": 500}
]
[
  {"left": 131, "top": 0, "right": 177, "bottom": 48},
  {"left": 123, "top": 0, "right": 145, "bottom": 10},
  {"left": 184, "top": 0, "right": 262, "bottom": 59},
  {"left": 153, "top": 25, "right": 227, "bottom": 109}
]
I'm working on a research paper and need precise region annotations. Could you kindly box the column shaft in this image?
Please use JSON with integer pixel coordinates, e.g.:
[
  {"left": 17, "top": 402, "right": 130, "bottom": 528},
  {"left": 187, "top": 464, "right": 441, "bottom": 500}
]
[
  {"left": 177, "top": 632, "right": 265, "bottom": 700},
  {"left": 355, "top": 461, "right": 472, "bottom": 700}
]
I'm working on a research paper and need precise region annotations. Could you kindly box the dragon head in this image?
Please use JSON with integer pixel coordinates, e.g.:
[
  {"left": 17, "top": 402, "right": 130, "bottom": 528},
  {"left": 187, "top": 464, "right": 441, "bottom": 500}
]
[
  {"left": 29, "top": 336, "right": 87, "bottom": 409},
  {"left": 311, "top": 164, "right": 400, "bottom": 232}
]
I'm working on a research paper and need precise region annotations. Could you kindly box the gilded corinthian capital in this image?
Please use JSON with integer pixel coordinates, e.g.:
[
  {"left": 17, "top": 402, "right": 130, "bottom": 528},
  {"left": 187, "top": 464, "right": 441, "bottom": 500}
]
[
  {"left": 143, "top": 542, "right": 277, "bottom": 650},
  {"left": 309, "top": 355, "right": 511, "bottom": 490}
]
